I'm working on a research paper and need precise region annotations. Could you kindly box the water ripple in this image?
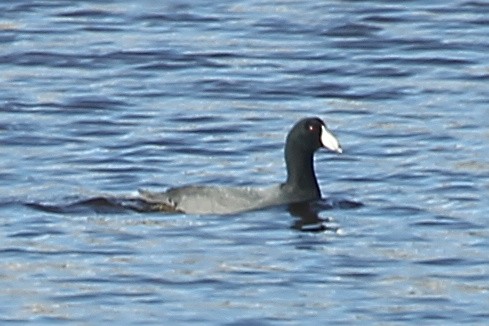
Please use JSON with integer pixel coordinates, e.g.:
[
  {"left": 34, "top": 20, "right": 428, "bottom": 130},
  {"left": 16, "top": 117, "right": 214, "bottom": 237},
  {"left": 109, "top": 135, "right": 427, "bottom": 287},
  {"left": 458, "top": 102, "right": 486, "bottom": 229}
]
[{"left": 1, "top": 0, "right": 489, "bottom": 324}]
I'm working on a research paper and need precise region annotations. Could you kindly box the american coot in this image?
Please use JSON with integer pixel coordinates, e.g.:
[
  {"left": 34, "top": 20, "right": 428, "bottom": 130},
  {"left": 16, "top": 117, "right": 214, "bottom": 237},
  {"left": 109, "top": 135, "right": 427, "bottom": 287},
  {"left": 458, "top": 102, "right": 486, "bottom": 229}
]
[{"left": 139, "top": 117, "right": 342, "bottom": 215}]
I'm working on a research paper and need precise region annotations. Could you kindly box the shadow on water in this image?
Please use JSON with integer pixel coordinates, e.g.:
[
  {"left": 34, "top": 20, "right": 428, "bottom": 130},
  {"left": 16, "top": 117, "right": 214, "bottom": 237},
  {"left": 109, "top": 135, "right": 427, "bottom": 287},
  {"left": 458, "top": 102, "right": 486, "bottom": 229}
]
[
  {"left": 288, "top": 198, "right": 363, "bottom": 232},
  {"left": 25, "top": 196, "right": 363, "bottom": 232}
]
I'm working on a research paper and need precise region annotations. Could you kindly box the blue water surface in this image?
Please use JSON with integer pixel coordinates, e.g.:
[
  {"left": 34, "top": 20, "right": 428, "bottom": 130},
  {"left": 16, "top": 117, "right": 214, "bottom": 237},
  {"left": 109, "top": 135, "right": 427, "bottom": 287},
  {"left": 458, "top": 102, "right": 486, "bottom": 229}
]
[{"left": 1, "top": 0, "right": 489, "bottom": 324}]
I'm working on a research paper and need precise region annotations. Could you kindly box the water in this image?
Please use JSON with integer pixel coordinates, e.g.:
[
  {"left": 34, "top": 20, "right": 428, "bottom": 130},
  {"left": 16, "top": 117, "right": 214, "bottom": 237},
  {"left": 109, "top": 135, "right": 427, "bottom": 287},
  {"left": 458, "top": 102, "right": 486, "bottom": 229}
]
[{"left": 1, "top": 0, "right": 489, "bottom": 324}]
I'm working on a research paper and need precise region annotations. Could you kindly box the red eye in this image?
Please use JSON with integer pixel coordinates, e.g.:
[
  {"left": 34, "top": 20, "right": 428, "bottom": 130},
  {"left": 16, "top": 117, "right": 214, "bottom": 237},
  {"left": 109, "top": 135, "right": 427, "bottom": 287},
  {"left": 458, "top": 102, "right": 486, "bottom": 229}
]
[{"left": 308, "top": 124, "right": 317, "bottom": 132}]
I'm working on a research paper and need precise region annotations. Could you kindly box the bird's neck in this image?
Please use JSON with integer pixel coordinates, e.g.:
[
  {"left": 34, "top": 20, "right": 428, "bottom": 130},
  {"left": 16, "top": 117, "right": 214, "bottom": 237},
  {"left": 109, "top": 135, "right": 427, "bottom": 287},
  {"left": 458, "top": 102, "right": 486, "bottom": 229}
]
[{"left": 284, "top": 145, "right": 321, "bottom": 198}]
